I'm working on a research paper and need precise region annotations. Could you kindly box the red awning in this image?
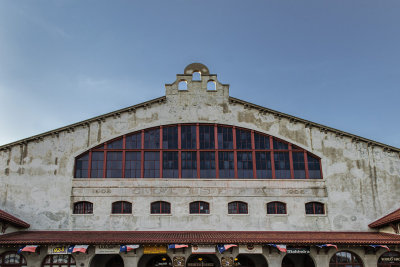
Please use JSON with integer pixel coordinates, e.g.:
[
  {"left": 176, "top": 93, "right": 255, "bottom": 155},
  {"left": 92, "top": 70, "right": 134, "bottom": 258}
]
[
  {"left": 0, "top": 231, "right": 399, "bottom": 245},
  {"left": 0, "top": 210, "right": 30, "bottom": 229}
]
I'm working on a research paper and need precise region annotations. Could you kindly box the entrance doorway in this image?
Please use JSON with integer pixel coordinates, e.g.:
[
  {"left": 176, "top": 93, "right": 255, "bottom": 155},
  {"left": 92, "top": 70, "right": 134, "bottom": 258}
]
[
  {"left": 186, "top": 255, "right": 220, "bottom": 267},
  {"left": 235, "top": 254, "right": 268, "bottom": 267},
  {"left": 138, "top": 255, "right": 172, "bottom": 267},
  {"left": 282, "top": 255, "right": 315, "bottom": 267},
  {"left": 90, "top": 254, "right": 124, "bottom": 267}
]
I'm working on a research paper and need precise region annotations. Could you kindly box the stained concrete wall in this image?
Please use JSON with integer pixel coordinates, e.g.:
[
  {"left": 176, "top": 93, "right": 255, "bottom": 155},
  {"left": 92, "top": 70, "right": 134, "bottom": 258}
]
[{"left": 0, "top": 65, "right": 399, "bottom": 232}]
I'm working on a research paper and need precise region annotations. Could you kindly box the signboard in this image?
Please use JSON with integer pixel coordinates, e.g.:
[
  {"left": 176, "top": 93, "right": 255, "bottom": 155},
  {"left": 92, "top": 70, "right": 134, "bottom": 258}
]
[
  {"left": 380, "top": 252, "right": 400, "bottom": 263},
  {"left": 191, "top": 245, "right": 216, "bottom": 254},
  {"left": 48, "top": 246, "right": 70, "bottom": 255},
  {"left": 238, "top": 245, "right": 263, "bottom": 254},
  {"left": 143, "top": 245, "right": 167, "bottom": 254},
  {"left": 173, "top": 256, "right": 185, "bottom": 267},
  {"left": 221, "top": 257, "right": 233, "bottom": 267},
  {"left": 95, "top": 245, "right": 120, "bottom": 254},
  {"left": 286, "top": 247, "right": 310, "bottom": 254}
]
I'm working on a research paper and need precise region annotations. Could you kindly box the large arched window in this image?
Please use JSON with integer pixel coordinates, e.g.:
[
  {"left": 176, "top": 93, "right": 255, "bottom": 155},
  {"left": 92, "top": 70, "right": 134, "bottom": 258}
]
[
  {"left": 329, "top": 251, "right": 363, "bottom": 267},
  {"left": 112, "top": 201, "right": 132, "bottom": 214},
  {"left": 74, "top": 124, "right": 322, "bottom": 179},
  {"left": 189, "top": 201, "right": 210, "bottom": 214},
  {"left": 151, "top": 201, "right": 171, "bottom": 214},
  {"left": 228, "top": 201, "right": 248, "bottom": 214},
  {"left": 0, "top": 251, "right": 27, "bottom": 266},
  {"left": 378, "top": 251, "right": 400, "bottom": 267},
  {"left": 73, "top": 201, "right": 93, "bottom": 214},
  {"left": 41, "top": 255, "right": 76, "bottom": 267}
]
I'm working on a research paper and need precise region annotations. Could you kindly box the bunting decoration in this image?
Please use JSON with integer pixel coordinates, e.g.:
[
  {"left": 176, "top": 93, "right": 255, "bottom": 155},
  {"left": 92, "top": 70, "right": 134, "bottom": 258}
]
[
  {"left": 316, "top": 244, "right": 338, "bottom": 250},
  {"left": 267, "top": 244, "right": 287, "bottom": 253},
  {"left": 17, "top": 245, "right": 39, "bottom": 254},
  {"left": 68, "top": 245, "right": 89, "bottom": 253},
  {"left": 168, "top": 244, "right": 189, "bottom": 249},
  {"left": 370, "top": 245, "right": 390, "bottom": 251},
  {"left": 217, "top": 244, "right": 237, "bottom": 253},
  {"left": 120, "top": 245, "right": 140, "bottom": 252}
]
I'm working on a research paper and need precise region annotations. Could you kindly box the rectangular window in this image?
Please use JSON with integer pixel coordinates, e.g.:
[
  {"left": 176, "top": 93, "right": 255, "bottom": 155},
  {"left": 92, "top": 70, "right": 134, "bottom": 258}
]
[
  {"left": 237, "top": 152, "right": 253, "bottom": 178},
  {"left": 181, "top": 151, "right": 197, "bottom": 178},
  {"left": 162, "top": 126, "right": 178, "bottom": 149},
  {"left": 106, "top": 152, "right": 123, "bottom": 178},
  {"left": 91, "top": 151, "right": 104, "bottom": 178},
  {"left": 274, "top": 152, "right": 291, "bottom": 179},
  {"left": 292, "top": 152, "right": 306, "bottom": 179},
  {"left": 125, "top": 152, "right": 141, "bottom": 178},
  {"left": 181, "top": 125, "right": 196, "bottom": 149},
  {"left": 75, "top": 153, "right": 89, "bottom": 178},
  {"left": 126, "top": 133, "right": 141, "bottom": 149},
  {"left": 144, "top": 128, "right": 160, "bottom": 149},
  {"left": 163, "top": 151, "right": 178, "bottom": 178},
  {"left": 254, "top": 133, "right": 270, "bottom": 149},
  {"left": 236, "top": 129, "right": 252, "bottom": 149},
  {"left": 144, "top": 152, "right": 160, "bottom": 178},
  {"left": 219, "top": 151, "right": 235, "bottom": 178},
  {"left": 199, "top": 125, "right": 215, "bottom": 149},
  {"left": 200, "top": 152, "right": 216, "bottom": 178},
  {"left": 255, "top": 152, "right": 272, "bottom": 178},
  {"left": 308, "top": 154, "right": 322, "bottom": 179},
  {"left": 218, "top": 127, "right": 233, "bottom": 149}
]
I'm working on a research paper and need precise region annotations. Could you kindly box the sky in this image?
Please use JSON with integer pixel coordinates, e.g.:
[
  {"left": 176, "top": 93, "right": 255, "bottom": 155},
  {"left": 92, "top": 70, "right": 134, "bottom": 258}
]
[{"left": 0, "top": 0, "right": 399, "bottom": 148}]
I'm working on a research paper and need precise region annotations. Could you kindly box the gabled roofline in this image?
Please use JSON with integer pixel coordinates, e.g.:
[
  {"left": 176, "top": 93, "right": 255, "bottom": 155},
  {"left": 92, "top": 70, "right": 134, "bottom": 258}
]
[
  {"left": 0, "top": 95, "right": 398, "bottom": 153},
  {"left": 229, "top": 97, "right": 400, "bottom": 153},
  {"left": 0, "top": 96, "right": 166, "bottom": 150}
]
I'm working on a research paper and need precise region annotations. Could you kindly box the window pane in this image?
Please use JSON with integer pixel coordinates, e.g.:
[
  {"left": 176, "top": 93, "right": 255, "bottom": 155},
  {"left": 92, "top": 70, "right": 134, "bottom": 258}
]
[
  {"left": 107, "top": 138, "right": 123, "bottom": 149},
  {"left": 163, "top": 152, "right": 178, "bottom": 178},
  {"left": 125, "top": 152, "right": 141, "bottom": 178},
  {"left": 199, "top": 125, "right": 215, "bottom": 149},
  {"left": 255, "top": 152, "right": 272, "bottom": 179},
  {"left": 91, "top": 152, "right": 104, "bottom": 178},
  {"left": 305, "top": 203, "right": 314, "bottom": 214},
  {"left": 75, "top": 153, "right": 89, "bottom": 178},
  {"left": 274, "top": 152, "right": 290, "bottom": 179},
  {"left": 182, "top": 152, "right": 197, "bottom": 178},
  {"left": 200, "top": 152, "right": 216, "bottom": 178},
  {"left": 112, "top": 201, "right": 122, "bottom": 214},
  {"left": 126, "top": 133, "right": 141, "bottom": 149},
  {"left": 161, "top": 202, "right": 171, "bottom": 214},
  {"left": 238, "top": 202, "right": 248, "bottom": 214},
  {"left": 181, "top": 125, "right": 196, "bottom": 149},
  {"left": 273, "top": 139, "right": 288, "bottom": 150},
  {"left": 218, "top": 126, "right": 233, "bottom": 149},
  {"left": 254, "top": 133, "right": 270, "bottom": 149},
  {"left": 228, "top": 202, "right": 237, "bottom": 214},
  {"left": 144, "top": 152, "right": 160, "bottom": 178},
  {"left": 308, "top": 154, "right": 321, "bottom": 179},
  {"left": 219, "top": 152, "right": 234, "bottom": 178},
  {"left": 276, "top": 202, "right": 286, "bottom": 214},
  {"left": 292, "top": 152, "right": 306, "bottom": 179},
  {"left": 237, "top": 152, "right": 253, "bottom": 178},
  {"left": 236, "top": 129, "right": 252, "bottom": 149},
  {"left": 123, "top": 202, "right": 132, "bottom": 214},
  {"left": 144, "top": 128, "right": 160, "bottom": 149},
  {"left": 162, "top": 126, "right": 178, "bottom": 149},
  {"left": 106, "top": 152, "right": 122, "bottom": 178},
  {"left": 151, "top": 202, "right": 160, "bottom": 214}
]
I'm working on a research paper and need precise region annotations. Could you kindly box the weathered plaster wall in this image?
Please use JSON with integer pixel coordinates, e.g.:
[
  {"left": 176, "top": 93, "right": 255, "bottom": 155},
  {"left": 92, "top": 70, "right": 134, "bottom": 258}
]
[{"left": 0, "top": 68, "right": 399, "bottom": 232}]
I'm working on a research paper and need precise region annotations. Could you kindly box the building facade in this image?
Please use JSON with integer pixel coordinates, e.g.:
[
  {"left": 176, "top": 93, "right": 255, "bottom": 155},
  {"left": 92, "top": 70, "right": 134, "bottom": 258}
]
[{"left": 0, "top": 63, "right": 399, "bottom": 267}]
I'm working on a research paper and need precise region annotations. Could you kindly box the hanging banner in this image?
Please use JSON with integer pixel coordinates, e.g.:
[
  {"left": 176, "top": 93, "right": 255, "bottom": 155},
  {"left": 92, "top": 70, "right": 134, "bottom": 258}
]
[
  {"left": 191, "top": 245, "right": 216, "bottom": 254},
  {"left": 48, "top": 246, "right": 70, "bottom": 255},
  {"left": 286, "top": 247, "right": 310, "bottom": 254},
  {"left": 95, "top": 245, "right": 120, "bottom": 254},
  {"left": 143, "top": 245, "right": 167, "bottom": 254},
  {"left": 238, "top": 245, "right": 263, "bottom": 254}
]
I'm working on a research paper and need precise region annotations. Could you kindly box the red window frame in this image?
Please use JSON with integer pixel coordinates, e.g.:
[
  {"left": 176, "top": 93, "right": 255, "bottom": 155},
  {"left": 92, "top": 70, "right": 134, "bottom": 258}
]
[
  {"left": 73, "top": 201, "right": 93, "bottom": 214},
  {"left": 305, "top": 202, "right": 325, "bottom": 215},
  {"left": 267, "top": 201, "right": 287, "bottom": 214},
  {"left": 111, "top": 201, "right": 132, "bottom": 214},
  {"left": 150, "top": 201, "right": 171, "bottom": 214},
  {"left": 228, "top": 201, "right": 248, "bottom": 214},
  {"left": 74, "top": 124, "right": 323, "bottom": 180}
]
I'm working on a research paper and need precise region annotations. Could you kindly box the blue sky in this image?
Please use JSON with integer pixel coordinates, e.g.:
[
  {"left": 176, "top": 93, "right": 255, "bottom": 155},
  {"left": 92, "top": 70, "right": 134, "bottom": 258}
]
[{"left": 0, "top": 0, "right": 399, "bottom": 147}]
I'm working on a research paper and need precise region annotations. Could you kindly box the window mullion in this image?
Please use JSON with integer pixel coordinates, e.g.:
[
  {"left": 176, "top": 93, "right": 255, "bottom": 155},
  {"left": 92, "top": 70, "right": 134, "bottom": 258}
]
[
  {"left": 251, "top": 130, "right": 256, "bottom": 179},
  {"left": 233, "top": 127, "right": 238, "bottom": 179},
  {"left": 178, "top": 124, "right": 182, "bottom": 178},
  {"left": 214, "top": 124, "right": 219, "bottom": 179},
  {"left": 88, "top": 151, "right": 92, "bottom": 178},
  {"left": 289, "top": 144, "right": 294, "bottom": 179},
  {"left": 270, "top": 137, "right": 275, "bottom": 179},
  {"left": 122, "top": 136, "right": 126, "bottom": 178},
  {"left": 196, "top": 124, "right": 200, "bottom": 179},
  {"left": 304, "top": 151, "right": 309, "bottom": 179},
  {"left": 141, "top": 130, "right": 144, "bottom": 178},
  {"left": 159, "top": 126, "right": 163, "bottom": 179}
]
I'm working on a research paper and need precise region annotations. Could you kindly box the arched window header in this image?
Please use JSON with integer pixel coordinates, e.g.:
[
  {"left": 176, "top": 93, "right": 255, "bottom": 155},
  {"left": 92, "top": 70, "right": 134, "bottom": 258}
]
[{"left": 75, "top": 124, "right": 322, "bottom": 180}]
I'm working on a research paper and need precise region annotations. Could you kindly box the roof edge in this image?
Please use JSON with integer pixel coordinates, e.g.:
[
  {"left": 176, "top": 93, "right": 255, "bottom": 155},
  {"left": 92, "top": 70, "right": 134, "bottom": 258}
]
[
  {"left": 369, "top": 208, "right": 400, "bottom": 228},
  {"left": 229, "top": 97, "right": 400, "bottom": 153}
]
